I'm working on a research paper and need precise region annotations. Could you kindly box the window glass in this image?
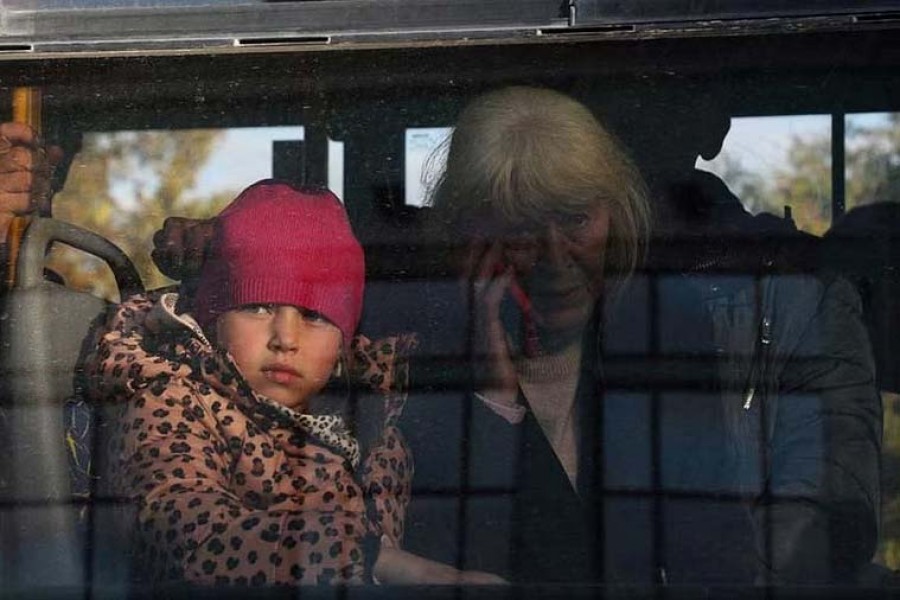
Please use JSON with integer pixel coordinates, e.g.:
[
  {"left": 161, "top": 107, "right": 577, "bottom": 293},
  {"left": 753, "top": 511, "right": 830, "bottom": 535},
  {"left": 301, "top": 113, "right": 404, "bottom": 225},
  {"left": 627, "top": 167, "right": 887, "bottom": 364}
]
[
  {"left": 405, "top": 126, "right": 450, "bottom": 207},
  {"left": 49, "top": 126, "right": 303, "bottom": 298},
  {"left": 0, "top": 27, "right": 897, "bottom": 596},
  {"left": 696, "top": 115, "right": 832, "bottom": 235},
  {"left": 327, "top": 138, "right": 345, "bottom": 201},
  {"left": 844, "top": 111, "right": 900, "bottom": 569},
  {"left": 884, "top": 390, "right": 900, "bottom": 569},
  {"left": 845, "top": 112, "right": 900, "bottom": 211}
]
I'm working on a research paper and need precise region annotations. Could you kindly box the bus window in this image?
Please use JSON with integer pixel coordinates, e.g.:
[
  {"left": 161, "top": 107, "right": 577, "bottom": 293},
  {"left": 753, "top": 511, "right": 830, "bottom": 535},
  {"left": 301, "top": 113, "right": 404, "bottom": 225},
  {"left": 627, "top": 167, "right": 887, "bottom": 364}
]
[
  {"left": 405, "top": 126, "right": 450, "bottom": 208},
  {"left": 0, "top": 11, "right": 898, "bottom": 596},
  {"left": 697, "top": 114, "right": 833, "bottom": 235},
  {"left": 48, "top": 126, "right": 303, "bottom": 296},
  {"left": 846, "top": 112, "right": 900, "bottom": 211}
]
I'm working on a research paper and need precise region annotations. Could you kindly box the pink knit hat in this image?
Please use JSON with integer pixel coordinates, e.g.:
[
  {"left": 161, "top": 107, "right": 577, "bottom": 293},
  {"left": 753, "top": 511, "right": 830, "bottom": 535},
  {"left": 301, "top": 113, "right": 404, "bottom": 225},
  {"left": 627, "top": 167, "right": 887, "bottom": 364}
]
[{"left": 194, "top": 180, "right": 364, "bottom": 347}]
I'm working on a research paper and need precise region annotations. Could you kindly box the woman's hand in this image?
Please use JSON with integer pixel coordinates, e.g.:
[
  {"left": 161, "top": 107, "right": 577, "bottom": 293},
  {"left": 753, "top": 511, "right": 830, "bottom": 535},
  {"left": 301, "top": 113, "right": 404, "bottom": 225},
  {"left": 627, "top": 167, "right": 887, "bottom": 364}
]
[
  {"left": 373, "top": 547, "right": 507, "bottom": 585},
  {"left": 459, "top": 240, "right": 521, "bottom": 406},
  {"left": 0, "top": 123, "right": 64, "bottom": 242}
]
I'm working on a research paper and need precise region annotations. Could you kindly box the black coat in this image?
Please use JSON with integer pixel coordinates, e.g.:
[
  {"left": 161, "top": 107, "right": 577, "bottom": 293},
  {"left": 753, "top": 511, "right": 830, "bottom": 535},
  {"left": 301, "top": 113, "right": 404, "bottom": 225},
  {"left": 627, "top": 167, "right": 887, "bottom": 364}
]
[{"left": 401, "top": 271, "right": 759, "bottom": 585}]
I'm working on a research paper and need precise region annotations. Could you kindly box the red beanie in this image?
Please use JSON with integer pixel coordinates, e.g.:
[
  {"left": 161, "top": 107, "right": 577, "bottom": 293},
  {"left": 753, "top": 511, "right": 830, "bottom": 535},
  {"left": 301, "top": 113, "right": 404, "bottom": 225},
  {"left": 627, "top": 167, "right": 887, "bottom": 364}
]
[{"left": 194, "top": 180, "right": 364, "bottom": 347}]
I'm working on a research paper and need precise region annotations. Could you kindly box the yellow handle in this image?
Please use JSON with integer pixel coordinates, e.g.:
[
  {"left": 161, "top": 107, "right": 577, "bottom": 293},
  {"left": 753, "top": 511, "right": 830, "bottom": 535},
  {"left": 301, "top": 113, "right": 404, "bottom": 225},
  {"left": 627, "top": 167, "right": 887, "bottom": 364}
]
[
  {"left": 5, "top": 86, "right": 43, "bottom": 289},
  {"left": 12, "top": 87, "right": 42, "bottom": 133}
]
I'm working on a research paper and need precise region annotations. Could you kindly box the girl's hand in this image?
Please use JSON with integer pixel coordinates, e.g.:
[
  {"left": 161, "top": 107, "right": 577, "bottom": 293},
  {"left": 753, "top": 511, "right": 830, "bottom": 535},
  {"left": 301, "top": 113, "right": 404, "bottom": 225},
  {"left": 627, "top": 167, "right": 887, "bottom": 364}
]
[
  {"left": 459, "top": 240, "right": 520, "bottom": 406},
  {"left": 373, "top": 547, "right": 507, "bottom": 585}
]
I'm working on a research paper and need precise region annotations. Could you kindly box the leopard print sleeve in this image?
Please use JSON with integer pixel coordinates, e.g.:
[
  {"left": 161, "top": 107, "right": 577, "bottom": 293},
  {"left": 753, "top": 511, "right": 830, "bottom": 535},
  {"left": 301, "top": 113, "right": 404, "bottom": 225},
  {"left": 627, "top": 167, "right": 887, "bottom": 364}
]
[
  {"left": 352, "top": 334, "right": 417, "bottom": 548},
  {"left": 359, "top": 424, "right": 412, "bottom": 548}
]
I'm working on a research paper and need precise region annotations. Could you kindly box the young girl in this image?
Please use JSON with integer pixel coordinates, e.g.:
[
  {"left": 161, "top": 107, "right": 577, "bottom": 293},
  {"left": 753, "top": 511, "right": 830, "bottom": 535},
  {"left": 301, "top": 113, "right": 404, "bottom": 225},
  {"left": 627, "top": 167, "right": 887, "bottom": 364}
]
[{"left": 85, "top": 180, "right": 463, "bottom": 586}]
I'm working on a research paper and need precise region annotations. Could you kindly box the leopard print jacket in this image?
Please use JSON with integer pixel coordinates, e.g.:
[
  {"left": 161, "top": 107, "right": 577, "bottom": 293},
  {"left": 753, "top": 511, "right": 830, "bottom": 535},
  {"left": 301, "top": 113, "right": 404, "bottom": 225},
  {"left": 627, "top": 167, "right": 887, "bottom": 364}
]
[{"left": 85, "top": 292, "right": 415, "bottom": 586}]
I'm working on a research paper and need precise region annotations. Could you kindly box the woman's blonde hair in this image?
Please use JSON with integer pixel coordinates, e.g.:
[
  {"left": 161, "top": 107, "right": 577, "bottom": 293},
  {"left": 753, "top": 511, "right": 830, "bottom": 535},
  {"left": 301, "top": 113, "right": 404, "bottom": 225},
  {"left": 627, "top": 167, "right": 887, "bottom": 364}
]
[{"left": 429, "top": 86, "right": 650, "bottom": 285}]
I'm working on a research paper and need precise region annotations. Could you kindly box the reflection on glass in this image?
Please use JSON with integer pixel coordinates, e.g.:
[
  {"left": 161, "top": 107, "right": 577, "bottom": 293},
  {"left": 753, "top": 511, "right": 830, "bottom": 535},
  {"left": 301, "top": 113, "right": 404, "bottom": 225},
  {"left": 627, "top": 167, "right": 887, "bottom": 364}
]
[
  {"left": 405, "top": 127, "right": 450, "bottom": 207},
  {"left": 697, "top": 115, "right": 832, "bottom": 235},
  {"left": 328, "top": 138, "right": 345, "bottom": 202}
]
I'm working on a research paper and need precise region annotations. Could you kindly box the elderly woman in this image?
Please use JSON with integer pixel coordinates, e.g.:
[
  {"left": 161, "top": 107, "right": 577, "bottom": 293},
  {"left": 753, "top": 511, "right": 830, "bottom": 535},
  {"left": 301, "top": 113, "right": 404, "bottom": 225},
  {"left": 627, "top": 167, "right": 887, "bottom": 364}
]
[{"left": 400, "top": 86, "right": 881, "bottom": 586}]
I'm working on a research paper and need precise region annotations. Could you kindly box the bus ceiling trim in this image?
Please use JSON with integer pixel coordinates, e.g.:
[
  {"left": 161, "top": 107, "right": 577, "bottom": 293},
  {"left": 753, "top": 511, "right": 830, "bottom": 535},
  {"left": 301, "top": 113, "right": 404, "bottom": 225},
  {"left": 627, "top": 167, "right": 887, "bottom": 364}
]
[
  {"left": 235, "top": 36, "right": 333, "bottom": 48},
  {"left": 854, "top": 12, "right": 900, "bottom": 24},
  {"left": 0, "top": 26, "right": 562, "bottom": 60},
  {"left": 0, "top": 1, "right": 561, "bottom": 42},
  {"left": 0, "top": 44, "right": 33, "bottom": 53},
  {"left": 1, "top": 17, "right": 900, "bottom": 59}
]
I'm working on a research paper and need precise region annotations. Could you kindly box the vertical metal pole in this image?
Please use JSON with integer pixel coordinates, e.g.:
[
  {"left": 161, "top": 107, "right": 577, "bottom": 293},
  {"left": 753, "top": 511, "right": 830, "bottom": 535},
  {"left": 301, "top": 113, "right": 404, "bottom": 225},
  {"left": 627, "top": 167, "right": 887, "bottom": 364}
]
[
  {"left": 272, "top": 140, "right": 304, "bottom": 186},
  {"left": 649, "top": 271, "right": 666, "bottom": 587},
  {"left": 11, "top": 87, "right": 42, "bottom": 135},
  {"left": 832, "top": 113, "right": 846, "bottom": 224},
  {"left": 303, "top": 126, "right": 329, "bottom": 187}
]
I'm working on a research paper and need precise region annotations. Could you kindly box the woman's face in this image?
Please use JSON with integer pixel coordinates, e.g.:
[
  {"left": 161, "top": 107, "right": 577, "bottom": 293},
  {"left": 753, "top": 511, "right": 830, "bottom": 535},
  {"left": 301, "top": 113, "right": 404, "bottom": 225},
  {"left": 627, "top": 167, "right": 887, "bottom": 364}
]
[
  {"left": 501, "top": 205, "right": 611, "bottom": 342},
  {"left": 216, "top": 304, "right": 342, "bottom": 411}
]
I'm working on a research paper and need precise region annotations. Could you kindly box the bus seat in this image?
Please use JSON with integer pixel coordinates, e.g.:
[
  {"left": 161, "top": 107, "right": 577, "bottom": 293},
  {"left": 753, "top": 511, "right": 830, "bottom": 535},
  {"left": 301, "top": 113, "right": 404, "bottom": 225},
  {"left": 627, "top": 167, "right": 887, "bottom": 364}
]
[{"left": 0, "top": 217, "right": 143, "bottom": 593}]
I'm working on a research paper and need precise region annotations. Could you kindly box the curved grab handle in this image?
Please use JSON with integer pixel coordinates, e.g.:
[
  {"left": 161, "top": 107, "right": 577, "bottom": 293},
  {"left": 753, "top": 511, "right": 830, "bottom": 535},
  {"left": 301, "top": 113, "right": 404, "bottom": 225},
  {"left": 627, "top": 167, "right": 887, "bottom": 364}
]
[{"left": 15, "top": 217, "right": 144, "bottom": 297}]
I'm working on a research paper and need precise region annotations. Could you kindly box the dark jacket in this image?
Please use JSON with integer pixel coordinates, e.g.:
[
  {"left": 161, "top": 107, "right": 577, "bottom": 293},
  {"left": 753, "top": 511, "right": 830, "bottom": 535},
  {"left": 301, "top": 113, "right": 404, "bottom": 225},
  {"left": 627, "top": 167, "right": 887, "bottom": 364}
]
[{"left": 401, "top": 171, "right": 881, "bottom": 586}]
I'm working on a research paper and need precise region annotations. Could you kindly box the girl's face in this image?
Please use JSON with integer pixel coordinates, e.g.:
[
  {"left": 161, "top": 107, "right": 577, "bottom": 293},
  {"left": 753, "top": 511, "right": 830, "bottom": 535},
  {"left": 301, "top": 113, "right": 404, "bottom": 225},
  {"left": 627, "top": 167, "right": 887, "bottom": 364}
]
[{"left": 216, "top": 304, "right": 342, "bottom": 411}]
